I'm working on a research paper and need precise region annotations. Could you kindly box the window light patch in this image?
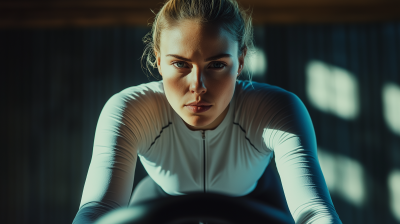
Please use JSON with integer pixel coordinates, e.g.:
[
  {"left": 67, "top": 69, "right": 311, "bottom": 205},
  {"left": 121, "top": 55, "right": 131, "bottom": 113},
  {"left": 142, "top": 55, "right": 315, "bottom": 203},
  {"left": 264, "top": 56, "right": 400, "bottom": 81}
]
[
  {"left": 382, "top": 82, "right": 400, "bottom": 136},
  {"left": 306, "top": 60, "right": 359, "bottom": 120},
  {"left": 318, "top": 148, "right": 366, "bottom": 207}
]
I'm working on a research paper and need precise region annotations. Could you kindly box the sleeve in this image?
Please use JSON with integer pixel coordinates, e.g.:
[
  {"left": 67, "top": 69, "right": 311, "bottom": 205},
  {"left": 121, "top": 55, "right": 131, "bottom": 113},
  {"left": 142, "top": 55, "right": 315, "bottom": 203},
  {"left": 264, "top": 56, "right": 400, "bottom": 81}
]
[
  {"left": 262, "top": 91, "right": 342, "bottom": 224},
  {"left": 73, "top": 92, "right": 141, "bottom": 224}
]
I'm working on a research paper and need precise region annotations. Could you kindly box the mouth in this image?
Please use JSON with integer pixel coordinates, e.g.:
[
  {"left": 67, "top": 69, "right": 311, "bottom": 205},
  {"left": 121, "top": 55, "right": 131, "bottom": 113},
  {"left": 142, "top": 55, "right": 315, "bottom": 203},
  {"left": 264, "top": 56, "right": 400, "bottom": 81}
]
[
  {"left": 185, "top": 101, "right": 212, "bottom": 106},
  {"left": 185, "top": 105, "right": 212, "bottom": 113}
]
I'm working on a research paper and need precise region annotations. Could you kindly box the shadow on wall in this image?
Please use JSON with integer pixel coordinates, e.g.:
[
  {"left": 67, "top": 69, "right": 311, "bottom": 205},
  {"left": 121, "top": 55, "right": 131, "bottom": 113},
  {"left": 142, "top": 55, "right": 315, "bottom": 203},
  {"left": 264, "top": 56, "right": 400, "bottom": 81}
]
[{"left": 305, "top": 60, "right": 400, "bottom": 223}]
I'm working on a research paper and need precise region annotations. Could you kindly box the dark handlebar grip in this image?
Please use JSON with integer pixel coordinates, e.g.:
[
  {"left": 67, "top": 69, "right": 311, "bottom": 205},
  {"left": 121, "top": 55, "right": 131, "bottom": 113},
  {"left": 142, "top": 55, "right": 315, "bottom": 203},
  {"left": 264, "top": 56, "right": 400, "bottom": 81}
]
[{"left": 95, "top": 193, "right": 294, "bottom": 224}]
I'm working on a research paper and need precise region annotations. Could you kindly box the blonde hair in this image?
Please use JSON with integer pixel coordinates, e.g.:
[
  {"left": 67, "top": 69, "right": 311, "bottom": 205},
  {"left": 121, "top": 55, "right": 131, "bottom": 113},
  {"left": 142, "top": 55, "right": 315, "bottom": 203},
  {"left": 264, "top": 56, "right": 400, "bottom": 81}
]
[{"left": 141, "top": 0, "right": 256, "bottom": 81}]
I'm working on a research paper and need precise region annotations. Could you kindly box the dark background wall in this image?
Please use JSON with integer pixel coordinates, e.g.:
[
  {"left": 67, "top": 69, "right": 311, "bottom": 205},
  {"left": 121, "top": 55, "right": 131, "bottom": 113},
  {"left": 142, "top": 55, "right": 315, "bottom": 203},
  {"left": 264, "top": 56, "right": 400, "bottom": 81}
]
[{"left": 2, "top": 22, "right": 400, "bottom": 223}]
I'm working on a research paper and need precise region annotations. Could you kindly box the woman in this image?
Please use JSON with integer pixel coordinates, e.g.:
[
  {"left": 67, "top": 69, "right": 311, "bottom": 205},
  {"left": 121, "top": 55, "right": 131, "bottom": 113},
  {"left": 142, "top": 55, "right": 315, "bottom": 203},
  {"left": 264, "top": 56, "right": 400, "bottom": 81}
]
[{"left": 73, "top": 0, "right": 342, "bottom": 223}]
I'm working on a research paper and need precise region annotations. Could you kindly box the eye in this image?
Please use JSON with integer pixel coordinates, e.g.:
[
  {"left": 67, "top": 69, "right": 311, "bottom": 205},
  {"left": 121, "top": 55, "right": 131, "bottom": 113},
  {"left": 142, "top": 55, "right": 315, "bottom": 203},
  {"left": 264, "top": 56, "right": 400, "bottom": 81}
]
[
  {"left": 172, "top": 61, "right": 188, "bottom": 69},
  {"left": 209, "top": 62, "right": 226, "bottom": 69},
  {"left": 171, "top": 61, "right": 227, "bottom": 70}
]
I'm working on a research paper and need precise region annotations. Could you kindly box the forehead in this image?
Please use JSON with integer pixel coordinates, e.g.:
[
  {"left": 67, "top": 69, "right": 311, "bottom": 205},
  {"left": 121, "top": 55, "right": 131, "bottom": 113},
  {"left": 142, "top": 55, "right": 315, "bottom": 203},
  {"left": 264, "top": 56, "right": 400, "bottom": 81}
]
[{"left": 160, "top": 20, "right": 238, "bottom": 58}]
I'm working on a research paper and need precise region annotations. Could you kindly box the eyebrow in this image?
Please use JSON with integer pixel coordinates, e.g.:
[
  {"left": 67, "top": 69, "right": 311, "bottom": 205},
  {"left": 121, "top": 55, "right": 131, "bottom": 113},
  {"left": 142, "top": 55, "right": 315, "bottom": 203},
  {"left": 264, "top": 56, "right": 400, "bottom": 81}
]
[{"left": 166, "top": 53, "right": 232, "bottom": 62}]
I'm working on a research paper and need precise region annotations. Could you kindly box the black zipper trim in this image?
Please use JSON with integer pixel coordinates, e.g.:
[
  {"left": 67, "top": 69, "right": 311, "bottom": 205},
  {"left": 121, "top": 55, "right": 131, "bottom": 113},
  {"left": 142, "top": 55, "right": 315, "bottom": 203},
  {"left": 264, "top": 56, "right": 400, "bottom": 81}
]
[
  {"left": 203, "top": 139, "right": 206, "bottom": 193},
  {"left": 202, "top": 130, "right": 206, "bottom": 193}
]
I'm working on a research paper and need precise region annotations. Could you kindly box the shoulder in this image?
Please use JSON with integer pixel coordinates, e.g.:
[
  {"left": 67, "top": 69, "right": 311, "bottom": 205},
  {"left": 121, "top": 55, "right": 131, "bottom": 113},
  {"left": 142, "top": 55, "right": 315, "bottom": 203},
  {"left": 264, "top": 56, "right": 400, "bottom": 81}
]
[
  {"left": 117, "top": 80, "right": 166, "bottom": 104},
  {"left": 99, "top": 80, "right": 171, "bottom": 151},
  {"left": 234, "top": 80, "right": 310, "bottom": 134},
  {"left": 234, "top": 80, "right": 301, "bottom": 114},
  {"left": 103, "top": 80, "right": 169, "bottom": 113}
]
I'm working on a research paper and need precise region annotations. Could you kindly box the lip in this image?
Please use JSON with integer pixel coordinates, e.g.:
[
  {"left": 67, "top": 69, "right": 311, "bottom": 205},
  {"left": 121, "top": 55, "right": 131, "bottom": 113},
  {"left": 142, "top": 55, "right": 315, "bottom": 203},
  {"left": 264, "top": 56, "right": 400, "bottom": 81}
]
[
  {"left": 185, "top": 100, "right": 212, "bottom": 106},
  {"left": 185, "top": 105, "right": 212, "bottom": 113}
]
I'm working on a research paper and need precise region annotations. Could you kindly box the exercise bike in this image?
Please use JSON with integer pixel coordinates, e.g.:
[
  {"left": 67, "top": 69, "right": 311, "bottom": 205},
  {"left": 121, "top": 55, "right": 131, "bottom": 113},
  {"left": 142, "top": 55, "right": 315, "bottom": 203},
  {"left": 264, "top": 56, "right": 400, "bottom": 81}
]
[{"left": 95, "top": 192, "right": 294, "bottom": 224}]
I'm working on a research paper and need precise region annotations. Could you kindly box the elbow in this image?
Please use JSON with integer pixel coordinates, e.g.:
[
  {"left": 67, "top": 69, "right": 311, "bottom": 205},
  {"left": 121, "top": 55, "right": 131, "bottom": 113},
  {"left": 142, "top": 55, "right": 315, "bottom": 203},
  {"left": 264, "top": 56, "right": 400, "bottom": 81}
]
[
  {"left": 295, "top": 208, "right": 342, "bottom": 224},
  {"left": 72, "top": 201, "right": 117, "bottom": 224}
]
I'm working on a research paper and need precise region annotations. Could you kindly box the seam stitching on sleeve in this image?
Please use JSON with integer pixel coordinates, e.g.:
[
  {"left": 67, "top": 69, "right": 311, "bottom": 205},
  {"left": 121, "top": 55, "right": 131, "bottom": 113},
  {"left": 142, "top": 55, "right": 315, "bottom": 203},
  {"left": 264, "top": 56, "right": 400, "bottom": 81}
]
[
  {"left": 233, "top": 122, "right": 261, "bottom": 153},
  {"left": 147, "top": 122, "right": 172, "bottom": 151}
]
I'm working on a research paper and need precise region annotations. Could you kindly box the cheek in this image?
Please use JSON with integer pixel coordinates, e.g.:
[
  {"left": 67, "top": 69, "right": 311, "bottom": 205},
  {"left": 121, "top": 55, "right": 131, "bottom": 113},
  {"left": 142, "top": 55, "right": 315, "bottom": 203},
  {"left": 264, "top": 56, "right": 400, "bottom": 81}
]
[
  {"left": 163, "top": 76, "right": 185, "bottom": 105},
  {"left": 211, "top": 72, "right": 236, "bottom": 90},
  {"left": 208, "top": 75, "right": 236, "bottom": 103}
]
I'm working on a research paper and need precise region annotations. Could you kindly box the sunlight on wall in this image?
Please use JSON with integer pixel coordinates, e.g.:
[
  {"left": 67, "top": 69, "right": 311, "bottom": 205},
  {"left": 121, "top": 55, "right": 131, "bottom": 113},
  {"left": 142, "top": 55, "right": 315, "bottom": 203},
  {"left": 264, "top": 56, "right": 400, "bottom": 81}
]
[
  {"left": 388, "top": 169, "right": 400, "bottom": 222},
  {"left": 306, "top": 60, "right": 359, "bottom": 120},
  {"left": 248, "top": 46, "right": 267, "bottom": 78},
  {"left": 382, "top": 82, "right": 400, "bottom": 136},
  {"left": 317, "top": 148, "right": 366, "bottom": 207}
]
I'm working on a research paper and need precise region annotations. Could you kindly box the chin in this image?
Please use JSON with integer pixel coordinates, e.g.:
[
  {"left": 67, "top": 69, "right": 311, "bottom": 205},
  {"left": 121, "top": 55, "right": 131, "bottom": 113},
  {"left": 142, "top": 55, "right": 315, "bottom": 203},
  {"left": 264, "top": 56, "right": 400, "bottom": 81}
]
[
  {"left": 186, "top": 119, "right": 209, "bottom": 127},
  {"left": 182, "top": 115, "right": 212, "bottom": 129}
]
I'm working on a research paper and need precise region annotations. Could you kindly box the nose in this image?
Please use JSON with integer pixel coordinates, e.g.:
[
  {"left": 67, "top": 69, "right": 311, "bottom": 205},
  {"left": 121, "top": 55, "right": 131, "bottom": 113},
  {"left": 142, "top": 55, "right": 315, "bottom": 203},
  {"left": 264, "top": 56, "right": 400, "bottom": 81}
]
[{"left": 189, "top": 68, "right": 207, "bottom": 95}]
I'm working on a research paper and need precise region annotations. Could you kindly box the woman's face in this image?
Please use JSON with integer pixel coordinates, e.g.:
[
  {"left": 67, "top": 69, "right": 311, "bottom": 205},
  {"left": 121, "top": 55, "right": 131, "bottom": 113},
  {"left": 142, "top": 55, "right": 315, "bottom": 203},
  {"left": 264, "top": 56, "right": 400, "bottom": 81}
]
[{"left": 155, "top": 20, "right": 246, "bottom": 130}]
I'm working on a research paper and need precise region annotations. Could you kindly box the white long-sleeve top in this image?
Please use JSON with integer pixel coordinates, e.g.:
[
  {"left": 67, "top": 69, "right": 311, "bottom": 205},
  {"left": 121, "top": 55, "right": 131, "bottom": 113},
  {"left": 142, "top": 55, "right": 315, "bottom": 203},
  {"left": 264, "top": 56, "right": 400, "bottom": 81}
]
[{"left": 76, "top": 80, "right": 342, "bottom": 223}]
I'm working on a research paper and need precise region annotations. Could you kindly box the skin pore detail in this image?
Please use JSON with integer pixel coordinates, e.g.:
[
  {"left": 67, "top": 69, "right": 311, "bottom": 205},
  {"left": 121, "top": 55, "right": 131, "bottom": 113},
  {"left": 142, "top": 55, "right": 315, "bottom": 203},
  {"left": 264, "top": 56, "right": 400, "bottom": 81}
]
[{"left": 155, "top": 20, "right": 247, "bottom": 131}]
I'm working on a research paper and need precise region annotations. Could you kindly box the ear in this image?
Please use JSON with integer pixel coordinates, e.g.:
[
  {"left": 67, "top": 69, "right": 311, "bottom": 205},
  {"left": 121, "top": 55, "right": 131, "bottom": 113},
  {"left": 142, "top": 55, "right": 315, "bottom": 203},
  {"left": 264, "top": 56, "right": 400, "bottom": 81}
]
[
  {"left": 237, "top": 47, "right": 247, "bottom": 77},
  {"left": 155, "top": 49, "right": 162, "bottom": 76}
]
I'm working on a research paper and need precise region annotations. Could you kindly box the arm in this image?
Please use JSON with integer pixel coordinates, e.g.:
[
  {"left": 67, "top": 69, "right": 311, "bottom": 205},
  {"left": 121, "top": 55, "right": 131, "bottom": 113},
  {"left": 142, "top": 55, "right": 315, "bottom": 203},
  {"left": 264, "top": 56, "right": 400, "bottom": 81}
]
[
  {"left": 263, "top": 92, "right": 342, "bottom": 224},
  {"left": 73, "top": 93, "right": 139, "bottom": 224}
]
